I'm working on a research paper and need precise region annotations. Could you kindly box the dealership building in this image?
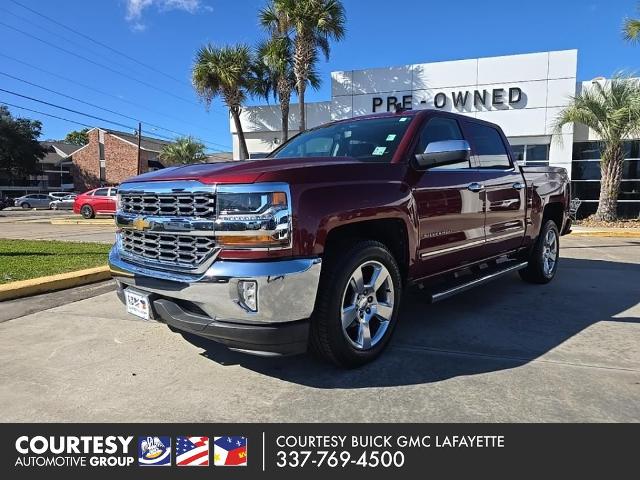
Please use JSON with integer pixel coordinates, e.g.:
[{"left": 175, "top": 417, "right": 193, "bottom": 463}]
[{"left": 232, "top": 49, "right": 640, "bottom": 218}]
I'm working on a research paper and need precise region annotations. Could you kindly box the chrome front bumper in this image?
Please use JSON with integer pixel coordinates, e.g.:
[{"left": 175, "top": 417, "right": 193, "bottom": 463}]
[{"left": 108, "top": 246, "right": 322, "bottom": 325}]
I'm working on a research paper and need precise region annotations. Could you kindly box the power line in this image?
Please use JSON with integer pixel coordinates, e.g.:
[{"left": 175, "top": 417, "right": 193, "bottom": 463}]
[
  {"left": 0, "top": 20, "right": 196, "bottom": 105},
  {"left": 0, "top": 88, "right": 143, "bottom": 131},
  {"left": 0, "top": 71, "right": 231, "bottom": 151},
  {"left": 0, "top": 51, "right": 231, "bottom": 145},
  {"left": 1, "top": 100, "right": 94, "bottom": 129},
  {"left": 1, "top": 100, "right": 231, "bottom": 160},
  {"left": 8, "top": 0, "right": 189, "bottom": 87},
  {"left": 0, "top": 6, "right": 162, "bottom": 84}
]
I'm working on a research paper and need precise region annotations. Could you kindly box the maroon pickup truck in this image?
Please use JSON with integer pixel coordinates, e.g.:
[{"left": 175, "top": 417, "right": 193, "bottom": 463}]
[{"left": 109, "top": 109, "right": 570, "bottom": 367}]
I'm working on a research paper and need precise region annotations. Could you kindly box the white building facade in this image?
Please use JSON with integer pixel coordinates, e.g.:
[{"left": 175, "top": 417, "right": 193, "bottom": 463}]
[{"left": 232, "top": 50, "right": 640, "bottom": 218}]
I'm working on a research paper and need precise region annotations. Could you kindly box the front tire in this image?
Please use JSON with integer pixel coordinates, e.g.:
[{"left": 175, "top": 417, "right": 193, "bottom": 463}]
[
  {"left": 21, "top": 202, "right": 30, "bottom": 209},
  {"left": 80, "top": 205, "right": 95, "bottom": 219},
  {"left": 519, "top": 220, "right": 560, "bottom": 284},
  {"left": 310, "top": 240, "right": 402, "bottom": 368}
]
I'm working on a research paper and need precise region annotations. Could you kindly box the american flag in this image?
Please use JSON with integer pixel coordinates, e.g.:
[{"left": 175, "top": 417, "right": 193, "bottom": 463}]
[{"left": 176, "top": 436, "right": 209, "bottom": 466}]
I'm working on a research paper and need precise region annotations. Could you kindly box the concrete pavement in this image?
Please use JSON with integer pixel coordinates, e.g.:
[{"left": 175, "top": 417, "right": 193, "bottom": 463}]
[
  {"left": 0, "top": 236, "right": 638, "bottom": 422},
  {"left": 0, "top": 210, "right": 115, "bottom": 243}
]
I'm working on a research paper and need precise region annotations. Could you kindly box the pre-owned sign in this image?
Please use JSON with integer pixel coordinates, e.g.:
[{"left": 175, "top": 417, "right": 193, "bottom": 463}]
[{"left": 372, "top": 87, "right": 524, "bottom": 112}]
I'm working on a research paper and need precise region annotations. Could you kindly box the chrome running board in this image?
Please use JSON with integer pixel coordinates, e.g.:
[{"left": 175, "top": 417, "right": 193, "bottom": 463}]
[{"left": 428, "top": 261, "right": 528, "bottom": 303}]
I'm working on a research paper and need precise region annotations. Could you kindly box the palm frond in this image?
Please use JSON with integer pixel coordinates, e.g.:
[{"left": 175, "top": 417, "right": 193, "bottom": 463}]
[{"left": 623, "top": 17, "right": 640, "bottom": 42}]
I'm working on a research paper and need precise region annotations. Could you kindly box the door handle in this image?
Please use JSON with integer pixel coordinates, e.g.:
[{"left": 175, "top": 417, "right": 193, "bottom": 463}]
[
  {"left": 512, "top": 182, "right": 526, "bottom": 190},
  {"left": 467, "top": 182, "right": 485, "bottom": 192}
]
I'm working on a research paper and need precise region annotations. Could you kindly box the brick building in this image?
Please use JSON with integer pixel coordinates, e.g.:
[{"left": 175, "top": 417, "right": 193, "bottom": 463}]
[{"left": 70, "top": 128, "right": 168, "bottom": 192}]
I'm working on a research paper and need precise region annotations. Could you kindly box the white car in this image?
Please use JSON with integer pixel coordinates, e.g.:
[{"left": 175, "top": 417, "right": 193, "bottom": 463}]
[{"left": 49, "top": 194, "right": 77, "bottom": 210}]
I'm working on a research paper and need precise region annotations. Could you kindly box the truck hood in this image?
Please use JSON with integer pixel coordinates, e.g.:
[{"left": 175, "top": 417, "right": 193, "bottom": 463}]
[{"left": 122, "top": 157, "right": 361, "bottom": 185}]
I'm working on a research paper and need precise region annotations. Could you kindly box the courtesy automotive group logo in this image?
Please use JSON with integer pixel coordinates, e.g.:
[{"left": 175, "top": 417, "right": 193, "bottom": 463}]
[{"left": 14, "top": 436, "right": 136, "bottom": 467}]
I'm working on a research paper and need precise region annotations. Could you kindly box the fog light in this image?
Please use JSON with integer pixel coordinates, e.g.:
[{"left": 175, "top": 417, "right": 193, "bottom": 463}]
[{"left": 238, "top": 280, "right": 258, "bottom": 312}]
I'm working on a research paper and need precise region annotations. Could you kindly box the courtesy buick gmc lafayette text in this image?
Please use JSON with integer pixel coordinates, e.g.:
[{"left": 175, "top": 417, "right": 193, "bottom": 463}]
[{"left": 109, "top": 109, "right": 570, "bottom": 367}]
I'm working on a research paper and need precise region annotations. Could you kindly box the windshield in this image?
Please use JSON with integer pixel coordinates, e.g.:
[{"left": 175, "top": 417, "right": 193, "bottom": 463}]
[{"left": 270, "top": 116, "right": 414, "bottom": 162}]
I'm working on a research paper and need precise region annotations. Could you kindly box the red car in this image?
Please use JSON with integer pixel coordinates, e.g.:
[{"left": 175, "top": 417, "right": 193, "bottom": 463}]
[{"left": 73, "top": 187, "right": 118, "bottom": 219}]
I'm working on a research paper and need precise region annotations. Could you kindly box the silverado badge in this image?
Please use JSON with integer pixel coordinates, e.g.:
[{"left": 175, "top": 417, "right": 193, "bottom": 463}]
[{"left": 132, "top": 216, "right": 151, "bottom": 231}]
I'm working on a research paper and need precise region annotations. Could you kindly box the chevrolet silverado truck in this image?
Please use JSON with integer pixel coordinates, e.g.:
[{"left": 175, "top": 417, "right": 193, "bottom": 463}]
[{"left": 109, "top": 109, "right": 570, "bottom": 367}]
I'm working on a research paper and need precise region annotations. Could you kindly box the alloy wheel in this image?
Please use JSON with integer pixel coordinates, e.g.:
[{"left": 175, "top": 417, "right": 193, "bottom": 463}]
[
  {"left": 542, "top": 229, "right": 558, "bottom": 277},
  {"left": 340, "top": 260, "right": 395, "bottom": 350}
]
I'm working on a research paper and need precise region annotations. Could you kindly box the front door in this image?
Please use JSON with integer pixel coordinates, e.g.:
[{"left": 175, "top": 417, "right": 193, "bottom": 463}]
[{"left": 410, "top": 116, "right": 486, "bottom": 278}]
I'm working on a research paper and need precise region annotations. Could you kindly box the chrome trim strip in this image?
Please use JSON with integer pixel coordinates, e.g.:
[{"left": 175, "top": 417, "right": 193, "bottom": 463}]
[
  {"left": 115, "top": 212, "right": 216, "bottom": 236},
  {"left": 430, "top": 262, "right": 528, "bottom": 302},
  {"left": 117, "top": 180, "right": 216, "bottom": 195},
  {"left": 420, "top": 229, "right": 525, "bottom": 259}
]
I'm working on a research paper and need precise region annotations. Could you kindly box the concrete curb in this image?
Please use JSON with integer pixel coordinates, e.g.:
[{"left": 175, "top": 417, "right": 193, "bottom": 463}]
[
  {"left": 568, "top": 230, "right": 640, "bottom": 238},
  {"left": 50, "top": 219, "right": 114, "bottom": 226},
  {"left": 0, "top": 266, "right": 111, "bottom": 302}
]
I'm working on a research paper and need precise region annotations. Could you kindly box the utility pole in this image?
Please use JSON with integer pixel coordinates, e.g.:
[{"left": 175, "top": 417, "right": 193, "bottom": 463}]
[{"left": 137, "top": 122, "right": 142, "bottom": 175}]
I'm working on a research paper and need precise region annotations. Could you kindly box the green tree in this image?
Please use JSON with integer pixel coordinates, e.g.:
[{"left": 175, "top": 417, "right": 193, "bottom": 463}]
[
  {"left": 554, "top": 75, "right": 640, "bottom": 221},
  {"left": 253, "top": 36, "right": 321, "bottom": 142},
  {"left": 265, "top": 0, "right": 345, "bottom": 132},
  {"left": 64, "top": 128, "right": 89, "bottom": 146},
  {"left": 623, "top": 3, "right": 640, "bottom": 42},
  {"left": 159, "top": 136, "right": 206, "bottom": 166},
  {"left": 192, "top": 44, "right": 254, "bottom": 160},
  {"left": 0, "top": 105, "right": 47, "bottom": 185}
]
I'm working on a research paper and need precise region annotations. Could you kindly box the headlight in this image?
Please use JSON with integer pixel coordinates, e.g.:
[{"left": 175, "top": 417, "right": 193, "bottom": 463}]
[
  {"left": 115, "top": 193, "right": 122, "bottom": 211},
  {"left": 215, "top": 186, "right": 291, "bottom": 249}
]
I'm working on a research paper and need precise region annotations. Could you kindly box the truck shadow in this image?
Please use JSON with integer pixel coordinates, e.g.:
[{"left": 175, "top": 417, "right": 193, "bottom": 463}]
[{"left": 177, "top": 256, "right": 639, "bottom": 388}]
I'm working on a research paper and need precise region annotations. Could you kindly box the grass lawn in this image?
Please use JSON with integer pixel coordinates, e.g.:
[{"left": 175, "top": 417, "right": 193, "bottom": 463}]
[{"left": 0, "top": 239, "right": 111, "bottom": 284}]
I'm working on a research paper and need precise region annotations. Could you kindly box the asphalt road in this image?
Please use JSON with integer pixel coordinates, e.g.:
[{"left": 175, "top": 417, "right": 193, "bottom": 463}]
[
  {"left": 0, "top": 209, "right": 115, "bottom": 243},
  {"left": 0, "top": 236, "right": 638, "bottom": 422}
]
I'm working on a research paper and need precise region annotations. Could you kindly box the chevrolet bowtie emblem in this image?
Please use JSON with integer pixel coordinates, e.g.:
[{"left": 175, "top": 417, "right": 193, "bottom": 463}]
[{"left": 132, "top": 216, "right": 151, "bottom": 231}]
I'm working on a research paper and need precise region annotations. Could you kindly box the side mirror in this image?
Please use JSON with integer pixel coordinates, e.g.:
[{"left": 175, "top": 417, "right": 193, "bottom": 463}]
[{"left": 414, "top": 140, "right": 471, "bottom": 169}]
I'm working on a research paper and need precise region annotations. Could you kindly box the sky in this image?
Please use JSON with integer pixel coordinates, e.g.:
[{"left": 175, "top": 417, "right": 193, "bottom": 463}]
[{"left": 0, "top": 0, "right": 638, "bottom": 154}]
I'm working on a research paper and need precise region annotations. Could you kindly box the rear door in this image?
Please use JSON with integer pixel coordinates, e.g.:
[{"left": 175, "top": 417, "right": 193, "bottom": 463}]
[
  {"left": 461, "top": 121, "right": 526, "bottom": 256},
  {"left": 92, "top": 188, "right": 110, "bottom": 212},
  {"left": 410, "top": 115, "right": 486, "bottom": 278}
]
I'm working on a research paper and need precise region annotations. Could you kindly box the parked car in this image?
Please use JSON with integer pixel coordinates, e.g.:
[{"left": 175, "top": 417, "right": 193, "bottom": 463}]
[
  {"left": 73, "top": 187, "right": 118, "bottom": 218},
  {"left": 48, "top": 192, "right": 73, "bottom": 200},
  {"left": 50, "top": 194, "right": 77, "bottom": 210},
  {"left": 14, "top": 194, "right": 56, "bottom": 209},
  {"left": 109, "top": 110, "right": 571, "bottom": 367}
]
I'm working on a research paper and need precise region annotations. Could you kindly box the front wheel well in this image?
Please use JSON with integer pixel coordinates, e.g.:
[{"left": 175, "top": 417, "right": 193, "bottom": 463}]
[{"left": 322, "top": 219, "right": 409, "bottom": 282}]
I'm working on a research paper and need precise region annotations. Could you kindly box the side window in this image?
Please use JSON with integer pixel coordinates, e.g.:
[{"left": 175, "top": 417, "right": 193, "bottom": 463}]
[
  {"left": 109, "top": 188, "right": 118, "bottom": 196},
  {"left": 464, "top": 122, "right": 512, "bottom": 168},
  {"left": 94, "top": 188, "right": 108, "bottom": 196},
  {"left": 413, "top": 116, "right": 467, "bottom": 169}
]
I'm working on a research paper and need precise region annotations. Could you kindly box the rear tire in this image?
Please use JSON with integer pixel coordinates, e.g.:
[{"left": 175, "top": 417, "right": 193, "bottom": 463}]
[
  {"left": 519, "top": 220, "right": 559, "bottom": 284},
  {"left": 80, "top": 205, "right": 95, "bottom": 219},
  {"left": 310, "top": 240, "right": 402, "bottom": 368}
]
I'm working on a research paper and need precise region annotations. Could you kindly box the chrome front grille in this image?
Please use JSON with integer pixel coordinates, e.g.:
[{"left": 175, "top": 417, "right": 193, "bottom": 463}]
[
  {"left": 120, "top": 192, "right": 216, "bottom": 217},
  {"left": 121, "top": 230, "right": 216, "bottom": 268}
]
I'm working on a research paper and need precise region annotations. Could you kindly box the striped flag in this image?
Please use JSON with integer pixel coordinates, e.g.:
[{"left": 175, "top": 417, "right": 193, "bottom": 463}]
[
  {"left": 214, "top": 436, "right": 247, "bottom": 466},
  {"left": 176, "top": 436, "right": 209, "bottom": 466}
]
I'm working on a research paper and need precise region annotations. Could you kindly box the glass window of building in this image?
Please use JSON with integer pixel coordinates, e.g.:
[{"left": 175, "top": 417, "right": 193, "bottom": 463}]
[{"left": 510, "top": 144, "right": 549, "bottom": 166}]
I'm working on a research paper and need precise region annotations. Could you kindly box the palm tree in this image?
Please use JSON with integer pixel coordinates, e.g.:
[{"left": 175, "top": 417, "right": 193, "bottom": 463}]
[
  {"left": 253, "top": 37, "right": 321, "bottom": 142},
  {"left": 159, "top": 136, "right": 206, "bottom": 166},
  {"left": 555, "top": 75, "right": 640, "bottom": 221},
  {"left": 192, "top": 44, "right": 253, "bottom": 159},
  {"left": 623, "top": 3, "right": 640, "bottom": 42},
  {"left": 263, "top": 0, "right": 345, "bottom": 132}
]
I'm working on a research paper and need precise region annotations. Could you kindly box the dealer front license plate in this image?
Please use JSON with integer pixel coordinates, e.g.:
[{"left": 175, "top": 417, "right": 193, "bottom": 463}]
[{"left": 124, "top": 289, "right": 150, "bottom": 320}]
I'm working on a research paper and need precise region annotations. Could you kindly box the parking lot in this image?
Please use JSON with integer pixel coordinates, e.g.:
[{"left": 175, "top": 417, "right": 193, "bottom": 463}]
[
  {"left": 0, "top": 209, "right": 115, "bottom": 243},
  {"left": 0, "top": 235, "right": 638, "bottom": 422}
]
